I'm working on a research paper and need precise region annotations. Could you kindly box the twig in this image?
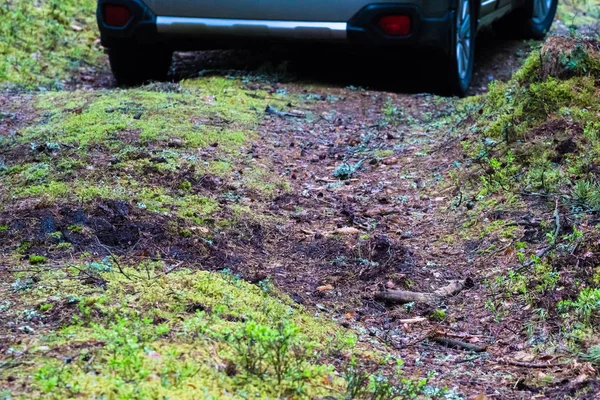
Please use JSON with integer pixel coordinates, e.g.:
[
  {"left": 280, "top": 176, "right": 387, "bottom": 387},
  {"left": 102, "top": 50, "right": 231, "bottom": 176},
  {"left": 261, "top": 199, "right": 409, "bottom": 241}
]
[
  {"left": 375, "top": 278, "right": 472, "bottom": 305},
  {"left": 94, "top": 236, "right": 133, "bottom": 280},
  {"left": 431, "top": 336, "right": 488, "bottom": 352},
  {"left": 496, "top": 359, "right": 567, "bottom": 369},
  {"left": 398, "top": 317, "right": 427, "bottom": 324},
  {"left": 553, "top": 198, "right": 561, "bottom": 240}
]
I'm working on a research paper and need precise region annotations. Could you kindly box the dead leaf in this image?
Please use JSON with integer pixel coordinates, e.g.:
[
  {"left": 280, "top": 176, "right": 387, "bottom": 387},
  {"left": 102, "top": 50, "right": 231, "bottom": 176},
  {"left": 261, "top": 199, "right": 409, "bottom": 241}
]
[
  {"left": 317, "top": 284, "right": 334, "bottom": 292},
  {"left": 70, "top": 24, "right": 83, "bottom": 31},
  {"left": 513, "top": 351, "right": 535, "bottom": 362},
  {"left": 474, "top": 393, "right": 489, "bottom": 400},
  {"left": 335, "top": 227, "right": 360, "bottom": 235},
  {"left": 191, "top": 226, "right": 210, "bottom": 233},
  {"left": 344, "top": 312, "right": 356, "bottom": 319}
]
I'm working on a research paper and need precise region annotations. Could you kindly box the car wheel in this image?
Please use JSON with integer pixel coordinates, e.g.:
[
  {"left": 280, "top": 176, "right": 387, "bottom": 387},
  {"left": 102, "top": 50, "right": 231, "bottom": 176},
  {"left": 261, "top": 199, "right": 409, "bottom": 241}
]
[
  {"left": 494, "top": 0, "right": 558, "bottom": 40},
  {"left": 108, "top": 43, "right": 173, "bottom": 86},
  {"left": 444, "top": 0, "right": 476, "bottom": 96}
]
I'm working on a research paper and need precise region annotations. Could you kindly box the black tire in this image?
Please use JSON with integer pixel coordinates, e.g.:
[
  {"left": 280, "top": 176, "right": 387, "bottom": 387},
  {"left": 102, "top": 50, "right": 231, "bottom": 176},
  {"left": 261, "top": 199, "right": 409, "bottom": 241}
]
[
  {"left": 443, "top": 0, "right": 477, "bottom": 96},
  {"left": 493, "top": 0, "right": 558, "bottom": 40},
  {"left": 108, "top": 43, "right": 173, "bottom": 86}
]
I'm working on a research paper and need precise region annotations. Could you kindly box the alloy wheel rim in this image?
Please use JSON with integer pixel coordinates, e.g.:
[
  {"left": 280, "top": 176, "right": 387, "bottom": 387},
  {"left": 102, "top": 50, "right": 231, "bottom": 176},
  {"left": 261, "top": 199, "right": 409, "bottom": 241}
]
[
  {"left": 532, "top": 0, "right": 553, "bottom": 24},
  {"left": 456, "top": 0, "right": 472, "bottom": 81}
]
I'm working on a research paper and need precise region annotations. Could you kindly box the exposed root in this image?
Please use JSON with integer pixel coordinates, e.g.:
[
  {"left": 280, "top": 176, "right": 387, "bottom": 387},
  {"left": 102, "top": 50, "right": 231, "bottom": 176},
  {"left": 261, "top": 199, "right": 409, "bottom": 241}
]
[{"left": 431, "top": 336, "right": 488, "bottom": 353}]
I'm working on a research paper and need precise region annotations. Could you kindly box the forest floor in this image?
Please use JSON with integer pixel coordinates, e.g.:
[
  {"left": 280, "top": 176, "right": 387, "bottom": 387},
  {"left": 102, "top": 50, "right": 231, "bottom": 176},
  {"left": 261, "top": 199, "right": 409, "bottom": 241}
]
[{"left": 2, "top": 4, "right": 600, "bottom": 399}]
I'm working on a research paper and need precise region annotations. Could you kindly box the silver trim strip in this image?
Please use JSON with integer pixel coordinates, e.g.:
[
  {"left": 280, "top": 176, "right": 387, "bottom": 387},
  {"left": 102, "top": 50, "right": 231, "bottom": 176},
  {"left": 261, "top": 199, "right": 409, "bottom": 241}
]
[{"left": 156, "top": 17, "right": 348, "bottom": 40}]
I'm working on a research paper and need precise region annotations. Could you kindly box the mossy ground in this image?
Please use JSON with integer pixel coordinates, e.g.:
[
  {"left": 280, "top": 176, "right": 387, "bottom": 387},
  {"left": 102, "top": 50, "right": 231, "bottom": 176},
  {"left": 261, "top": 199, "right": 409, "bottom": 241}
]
[
  {"left": 3, "top": 1, "right": 600, "bottom": 398},
  {"left": 2, "top": 264, "right": 359, "bottom": 399},
  {"left": 455, "top": 33, "right": 600, "bottom": 376},
  {"left": 558, "top": 0, "right": 600, "bottom": 29},
  {"left": 0, "top": 0, "right": 101, "bottom": 88},
  {"left": 1, "top": 51, "right": 439, "bottom": 400}
]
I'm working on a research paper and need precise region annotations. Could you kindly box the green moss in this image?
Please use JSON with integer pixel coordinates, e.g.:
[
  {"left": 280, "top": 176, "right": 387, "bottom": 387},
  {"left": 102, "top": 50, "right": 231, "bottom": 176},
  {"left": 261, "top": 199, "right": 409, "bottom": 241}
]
[
  {"left": 209, "top": 160, "right": 234, "bottom": 175},
  {"left": 178, "top": 179, "right": 192, "bottom": 191},
  {"left": 0, "top": 0, "right": 101, "bottom": 87},
  {"left": 29, "top": 255, "right": 47, "bottom": 265},
  {"left": 430, "top": 309, "right": 446, "bottom": 322},
  {"left": 468, "top": 44, "right": 600, "bottom": 201},
  {"left": 2, "top": 265, "right": 361, "bottom": 399}
]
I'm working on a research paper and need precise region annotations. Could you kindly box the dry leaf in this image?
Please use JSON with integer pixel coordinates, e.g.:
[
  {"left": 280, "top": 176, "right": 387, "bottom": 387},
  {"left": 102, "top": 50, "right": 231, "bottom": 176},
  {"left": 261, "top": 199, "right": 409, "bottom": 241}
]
[
  {"left": 474, "top": 393, "right": 488, "bottom": 400},
  {"left": 190, "top": 226, "right": 210, "bottom": 234},
  {"left": 513, "top": 351, "right": 535, "bottom": 362},
  {"left": 70, "top": 24, "right": 83, "bottom": 31},
  {"left": 317, "top": 284, "right": 334, "bottom": 292},
  {"left": 335, "top": 227, "right": 360, "bottom": 235}
]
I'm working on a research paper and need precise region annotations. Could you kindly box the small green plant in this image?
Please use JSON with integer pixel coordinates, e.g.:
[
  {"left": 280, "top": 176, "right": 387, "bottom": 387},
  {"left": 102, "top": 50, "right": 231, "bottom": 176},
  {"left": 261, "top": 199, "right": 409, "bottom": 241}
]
[
  {"left": 39, "top": 303, "right": 53, "bottom": 312},
  {"left": 558, "top": 288, "right": 600, "bottom": 325},
  {"left": 179, "top": 179, "right": 192, "bottom": 191},
  {"left": 56, "top": 242, "right": 73, "bottom": 251},
  {"left": 16, "top": 241, "right": 31, "bottom": 254},
  {"left": 0, "top": 224, "right": 8, "bottom": 232},
  {"left": 579, "top": 345, "right": 600, "bottom": 365},
  {"left": 571, "top": 179, "right": 600, "bottom": 212},
  {"left": 583, "top": 121, "right": 600, "bottom": 140},
  {"left": 11, "top": 277, "right": 34, "bottom": 292},
  {"left": 85, "top": 257, "right": 113, "bottom": 274},
  {"left": 343, "top": 358, "right": 431, "bottom": 400},
  {"left": 333, "top": 159, "right": 365, "bottom": 180},
  {"left": 155, "top": 324, "right": 170, "bottom": 336},
  {"left": 67, "top": 224, "right": 84, "bottom": 233},
  {"left": 48, "top": 231, "right": 62, "bottom": 241},
  {"left": 344, "top": 358, "right": 370, "bottom": 399},
  {"left": 226, "top": 319, "right": 306, "bottom": 384}
]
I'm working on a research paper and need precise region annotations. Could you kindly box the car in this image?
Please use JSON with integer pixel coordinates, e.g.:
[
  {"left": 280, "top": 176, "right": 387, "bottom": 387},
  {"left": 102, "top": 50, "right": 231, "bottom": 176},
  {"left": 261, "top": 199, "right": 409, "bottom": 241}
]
[{"left": 97, "top": 0, "right": 558, "bottom": 95}]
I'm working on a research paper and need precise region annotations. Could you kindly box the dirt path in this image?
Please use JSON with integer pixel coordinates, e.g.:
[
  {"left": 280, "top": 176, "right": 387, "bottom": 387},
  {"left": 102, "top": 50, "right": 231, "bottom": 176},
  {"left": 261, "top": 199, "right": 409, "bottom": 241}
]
[{"left": 233, "top": 82, "right": 533, "bottom": 398}]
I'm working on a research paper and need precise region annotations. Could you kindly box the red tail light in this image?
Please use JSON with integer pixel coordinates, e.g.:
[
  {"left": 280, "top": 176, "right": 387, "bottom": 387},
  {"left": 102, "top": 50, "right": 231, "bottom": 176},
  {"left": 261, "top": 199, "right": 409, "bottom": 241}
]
[
  {"left": 104, "top": 4, "right": 131, "bottom": 27},
  {"left": 379, "top": 15, "right": 411, "bottom": 36}
]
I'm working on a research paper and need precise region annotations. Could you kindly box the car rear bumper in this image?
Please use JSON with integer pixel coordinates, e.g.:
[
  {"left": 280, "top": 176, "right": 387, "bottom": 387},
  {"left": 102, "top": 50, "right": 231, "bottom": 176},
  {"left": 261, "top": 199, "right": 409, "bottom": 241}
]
[
  {"left": 98, "top": 0, "right": 452, "bottom": 55},
  {"left": 156, "top": 17, "right": 349, "bottom": 41}
]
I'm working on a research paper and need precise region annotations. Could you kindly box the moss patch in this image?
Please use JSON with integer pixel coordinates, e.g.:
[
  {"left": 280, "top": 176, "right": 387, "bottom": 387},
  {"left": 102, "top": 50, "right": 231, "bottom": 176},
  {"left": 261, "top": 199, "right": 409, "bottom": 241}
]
[
  {"left": 0, "top": 263, "right": 425, "bottom": 399},
  {"left": 456, "top": 33, "right": 600, "bottom": 357},
  {"left": 0, "top": 0, "right": 101, "bottom": 87}
]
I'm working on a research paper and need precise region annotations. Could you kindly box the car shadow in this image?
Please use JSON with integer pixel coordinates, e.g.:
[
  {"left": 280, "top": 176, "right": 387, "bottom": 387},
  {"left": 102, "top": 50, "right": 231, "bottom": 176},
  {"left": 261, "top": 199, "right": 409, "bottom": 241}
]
[{"left": 169, "top": 28, "right": 533, "bottom": 96}]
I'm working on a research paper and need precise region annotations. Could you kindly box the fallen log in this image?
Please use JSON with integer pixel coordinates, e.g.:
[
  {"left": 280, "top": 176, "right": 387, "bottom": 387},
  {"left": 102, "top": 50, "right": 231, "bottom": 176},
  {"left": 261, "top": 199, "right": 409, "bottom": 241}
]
[{"left": 375, "top": 278, "right": 472, "bottom": 305}]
